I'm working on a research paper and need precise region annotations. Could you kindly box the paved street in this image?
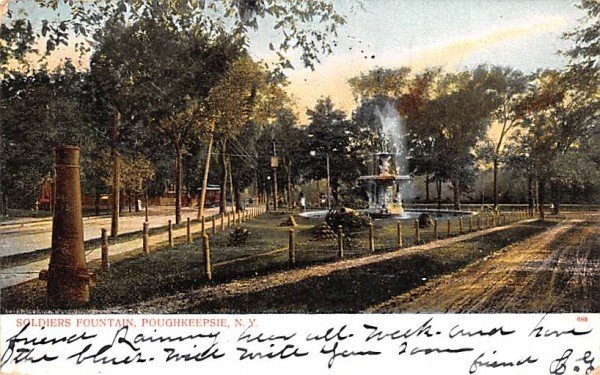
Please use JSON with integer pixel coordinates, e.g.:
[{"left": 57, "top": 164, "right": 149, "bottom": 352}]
[{"left": 0, "top": 206, "right": 218, "bottom": 258}]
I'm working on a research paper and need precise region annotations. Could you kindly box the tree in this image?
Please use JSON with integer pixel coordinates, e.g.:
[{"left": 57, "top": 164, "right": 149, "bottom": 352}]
[
  {"left": 0, "top": 63, "right": 96, "bottom": 209},
  {"left": 200, "top": 54, "right": 287, "bottom": 215},
  {"left": 485, "top": 66, "right": 528, "bottom": 209},
  {"left": 564, "top": 0, "right": 599, "bottom": 82},
  {"left": 0, "top": 18, "right": 36, "bottom": 77},
  {"left": 414, "top": 67, "right": 499, "bottom": 209},
  {"left": 513, "top": 69, "right": 599, "bottom": 217},
  {"left": 91, "top": 16, "right": 246, "bottom": 224},
  {"left": 3, "top": 0, "right": 347, "bottom": 75},
  {"left": 271, "top": 108, "right": 306, "bottom": 211},
  {"left": 348, "top": 67, "right": 412, "bottom": 101},
  {"left": 97, "top": 150, "right": 155, "bottom": 210},
  {"left": 303, "top": 97, "right": 367, "bottom": 203}
]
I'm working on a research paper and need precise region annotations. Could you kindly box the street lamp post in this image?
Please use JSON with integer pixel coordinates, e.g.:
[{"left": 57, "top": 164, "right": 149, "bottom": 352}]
[{"left": 266, "top": 175, "right": 271, "bottom": 212}]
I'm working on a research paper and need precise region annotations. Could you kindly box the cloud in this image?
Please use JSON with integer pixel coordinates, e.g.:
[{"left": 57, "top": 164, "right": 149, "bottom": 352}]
[{"left": 287, "top": 15, "right": 568, "bottom": 122}]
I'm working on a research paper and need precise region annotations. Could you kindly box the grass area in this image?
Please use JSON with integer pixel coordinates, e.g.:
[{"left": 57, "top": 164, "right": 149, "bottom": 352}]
[
  {"left": 1, "top": 211, "right": 552, "bottom": 313},
  {"left": 177, "top": 220, "right": 558, "bottom": 313}
]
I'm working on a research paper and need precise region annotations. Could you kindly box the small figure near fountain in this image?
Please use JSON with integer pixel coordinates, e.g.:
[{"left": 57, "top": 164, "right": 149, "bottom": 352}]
[{"left": 360, "top": 152, "right": 411, "bottom": 217}]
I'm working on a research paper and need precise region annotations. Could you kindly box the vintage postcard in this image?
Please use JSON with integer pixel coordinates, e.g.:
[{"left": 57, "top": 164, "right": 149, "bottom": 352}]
[{"left": 1, "top": 0, "right": 599, "bottom": 373}]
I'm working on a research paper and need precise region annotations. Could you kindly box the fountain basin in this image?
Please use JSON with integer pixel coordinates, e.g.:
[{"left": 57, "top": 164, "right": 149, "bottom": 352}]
[{"left": 299, "top": 209, "right": 475, "bottom": 221}]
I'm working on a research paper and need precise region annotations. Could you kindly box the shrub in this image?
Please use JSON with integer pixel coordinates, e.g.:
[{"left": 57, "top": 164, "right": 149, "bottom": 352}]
[
  {"left": 418, "top": 213, "right": 434, "bottom": 228},
  {"left": 325, "top": 208, "right": 370, "bottom": 235},
  {"left": 228, "top": 226, "right": 250, "bottom": 246}
]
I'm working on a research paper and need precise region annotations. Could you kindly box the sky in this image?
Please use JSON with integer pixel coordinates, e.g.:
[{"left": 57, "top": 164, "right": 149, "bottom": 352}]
[
  {"left": 3, "top": 0, "right": 586, "bottom": 123},
  {"left": 247, "top": 0, "right": 584, "bottom": 122}
]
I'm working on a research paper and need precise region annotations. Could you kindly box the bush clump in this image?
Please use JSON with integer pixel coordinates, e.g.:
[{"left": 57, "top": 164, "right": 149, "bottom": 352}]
[
  {"left": 228, "top": 226, "right": 250, "bottom": 246},
  {"left": 418, "top": 213, "right": 434, "bottom": 228},
  {"left": 325, "top": 207, "right": 370, "bottom": 235}
]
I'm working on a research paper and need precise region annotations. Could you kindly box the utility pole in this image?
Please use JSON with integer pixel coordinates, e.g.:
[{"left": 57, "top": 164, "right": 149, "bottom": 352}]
[{"left": 145, "top": 186, "right": 149, "bottom": 223}]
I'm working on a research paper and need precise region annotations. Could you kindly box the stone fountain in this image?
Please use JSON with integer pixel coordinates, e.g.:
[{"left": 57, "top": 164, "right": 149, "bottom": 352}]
[{"left": 360, "top": 152, "right": 411, "bottom": 217}]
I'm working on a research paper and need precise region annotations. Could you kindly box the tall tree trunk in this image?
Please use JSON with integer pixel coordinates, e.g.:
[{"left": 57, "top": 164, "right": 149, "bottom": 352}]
[
  {"left": 331, "top": 178, "right": 339, "bottom": 202},
  {"left": 145, "top": 188, "right": 149, "bottom": 223},
  {"left": 286, "top": 158, "right": 292, "bottom": 212},
  {"left": 550, "top": 179, "right": 560, "bottom": 215},
  {"left": 228, "top": 156, "right": 235, "bottom": 211},
  {"left": 527, "top": 174, "right": 534, "bottom": 210},
  {"left": 219, "top": 141, "right": 227, "bottom": 214},
  {"left": 493, "top": 158, "right": 499, "bottom": 209},
  {"left": 198, "top": 134, "right": 214, "bottom": 219},
  {"left": 316, "top": 180, "right": 321, "bottom": 209},
  {"left": 110, "top": 110, "right": 121, "bottom": 237},
  {"left": 425, "top": 174, "right": 430, "bottom": 202},
  {"left": 538, "top": 176, "right": 546, "bottom": 220},
  {"left": 436, "top": 180, "right": 442, "bottom": 210},
  {"left": 128, "top": 191, "right": 132, "bottom": 213},
  {"left": 452, "top": 178, "right": 461, "bottom": 210},
  {"left": 233, "top": 175, "right": 242, "bottom": 212},
  {"left": 134, "top": 192, "right": 140, "bottom": 212},
  {"left": 254, "top": 166, "right": 259, "bottom": 206},
  {"left": 265, "top": 187, "right": 270, "bottom": 212},
  {"left": 174, "top": 145, "right": 183, "bottom": 224}
]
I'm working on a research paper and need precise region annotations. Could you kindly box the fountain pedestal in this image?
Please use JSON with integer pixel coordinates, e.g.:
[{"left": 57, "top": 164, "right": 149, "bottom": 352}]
[{"left": 360, "top": 153, "right": 411, "bottom": 217}]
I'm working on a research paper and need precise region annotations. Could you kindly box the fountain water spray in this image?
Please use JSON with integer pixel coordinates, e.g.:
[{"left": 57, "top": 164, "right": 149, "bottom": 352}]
[{"left": 360, "top": 101, "right": 412, "bottom": 217}]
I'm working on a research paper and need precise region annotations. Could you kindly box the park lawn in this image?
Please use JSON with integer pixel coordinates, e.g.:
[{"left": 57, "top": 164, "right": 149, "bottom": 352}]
[
  {"left": 0, "top": 213, "right": 553, "bottom": 313},
  {"left": 171, "top": 220, "right": 558, "bottom": 313}
]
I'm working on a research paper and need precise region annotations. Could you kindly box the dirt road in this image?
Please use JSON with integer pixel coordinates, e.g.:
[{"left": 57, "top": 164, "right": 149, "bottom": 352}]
[{"left": 370, "top": 215, "right": 600, "bottom": 313}]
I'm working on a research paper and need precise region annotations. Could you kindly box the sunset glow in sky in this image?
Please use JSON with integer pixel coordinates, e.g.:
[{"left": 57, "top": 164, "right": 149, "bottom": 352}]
[
  {"left": 254, "top": 0, "right": 583, "bottom": 122},
  {"left": 3, "top": 0, "right": 585, "bottom": 122}
]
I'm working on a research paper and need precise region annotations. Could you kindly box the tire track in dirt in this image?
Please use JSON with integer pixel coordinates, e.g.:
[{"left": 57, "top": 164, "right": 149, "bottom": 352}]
[{"left": 368, "top": 218, "right": 600, "bottom": 313}]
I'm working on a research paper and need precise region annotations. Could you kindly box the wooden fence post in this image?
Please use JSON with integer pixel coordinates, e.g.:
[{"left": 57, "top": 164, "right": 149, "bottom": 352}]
[
  {"left": 202, "top": 234, "right": 212, "bottom": 280},
  {"left": 337, "top": 225, "right": 344, "bottom": 260},
  {"left": 101, "top": 228, "right": 110, "bottom": 269},
  {"left": 143, "top": 222, "right": 149, "bottom": 253},
  {"left": 368, "top": 222, "right": 375, "bottom": 253},
  {"left": 168, "top": 220, "right": 173, "bottom": 248},
  {"left": 397, "top": 221, "right": 403, "bottom": 248},
  {"left": 414, "top": 220, "right": 420, "bottom": 244},
  {"left": 289, "top": 228, "right": 296, "bottom": 268}
]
